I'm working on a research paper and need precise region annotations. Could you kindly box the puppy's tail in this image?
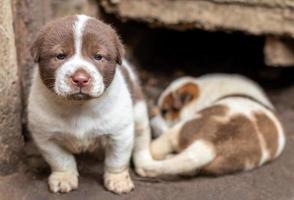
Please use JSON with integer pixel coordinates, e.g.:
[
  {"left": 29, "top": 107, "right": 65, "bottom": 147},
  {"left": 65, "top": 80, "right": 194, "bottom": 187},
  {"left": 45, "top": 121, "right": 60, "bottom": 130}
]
[{"left": 132, "top": 101, "right": 154, "bottom": 172}]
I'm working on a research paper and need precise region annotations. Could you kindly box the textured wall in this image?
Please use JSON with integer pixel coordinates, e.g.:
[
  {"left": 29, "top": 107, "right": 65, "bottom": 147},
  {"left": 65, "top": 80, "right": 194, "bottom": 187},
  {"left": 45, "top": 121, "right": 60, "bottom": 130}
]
[
  {"left": 0, "top": 0, "right": 23, "bottom": 175},
  {"left": 12, "top": 0, "right": 52, "bottom": 120},
  {"left": 100, "top": 0, "right": 294, "bottom": 36}
]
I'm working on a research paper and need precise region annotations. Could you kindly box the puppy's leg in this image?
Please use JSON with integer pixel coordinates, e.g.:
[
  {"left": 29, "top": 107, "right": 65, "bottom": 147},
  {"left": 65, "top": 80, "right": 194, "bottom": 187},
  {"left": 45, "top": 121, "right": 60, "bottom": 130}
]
[
  {"left": 104, "top": 124, "right": 134, "bottom": 194},
  {"left": 150, "top": 122, "right": 184, "bottom": 160},
  {"left": 33, "top": 137, "right": 78, "bottom": 193},
  {"left": 139, "top": 140, "right": 215, "bottom": 177},
  {"left": 132, "top": 101, "right": 155, "bottom": 175}
]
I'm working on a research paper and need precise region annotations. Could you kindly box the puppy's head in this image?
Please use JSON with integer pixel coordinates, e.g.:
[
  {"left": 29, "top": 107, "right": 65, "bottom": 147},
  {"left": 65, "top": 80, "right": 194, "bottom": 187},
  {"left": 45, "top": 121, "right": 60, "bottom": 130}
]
[
  {"left": 158, "top": 78, "right": 199, "bottom": 123},
  {"left": 30, "top": 15, "right": 124, "bottom": 100}
]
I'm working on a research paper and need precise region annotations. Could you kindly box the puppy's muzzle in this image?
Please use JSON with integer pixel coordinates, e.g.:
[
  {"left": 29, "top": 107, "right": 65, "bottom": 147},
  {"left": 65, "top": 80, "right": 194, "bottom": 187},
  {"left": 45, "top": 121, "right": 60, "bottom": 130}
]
[{"left": 70, "top": 70, "right": 91, "bottom": 88}]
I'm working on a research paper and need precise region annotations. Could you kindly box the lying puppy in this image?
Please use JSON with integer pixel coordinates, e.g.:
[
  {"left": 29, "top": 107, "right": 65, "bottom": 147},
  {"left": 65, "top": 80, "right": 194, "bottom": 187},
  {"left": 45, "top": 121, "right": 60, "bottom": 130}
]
[
  {"left": 28, "top": 15, "right": 152, "bottom": 194},
  {"left": 139, "top": 74, "right": 285, "bottom": 177}
]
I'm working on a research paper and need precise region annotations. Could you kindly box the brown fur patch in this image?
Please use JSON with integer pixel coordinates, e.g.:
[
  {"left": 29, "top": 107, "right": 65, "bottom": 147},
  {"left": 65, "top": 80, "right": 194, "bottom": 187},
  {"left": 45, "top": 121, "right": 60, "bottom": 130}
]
[
  {"left": 178, "top": 105, "right": 262, "bottom": 175},
  {"left": 30, "top": 16, "right": 76, "bottom": 90},
  {"left": 177, "top": 105, "right": 228, "bottom": 150},
  {"left": 254, "top": 112, "right": 278, "bottom": 158},
  {"left": 177, "top": 82, "right": 199, "bottom": 101},
  {"left": 82, "top": 18, "right": 124, "bottom": 88},
  {"left": 161, "top": 93, "right": 179, "bottom": 121},
  {"left": 199, "top": 104, "right": 228, "bottom": 117},
  {"left": 161, "top": 82, "right": 199, "bottom": 122}
]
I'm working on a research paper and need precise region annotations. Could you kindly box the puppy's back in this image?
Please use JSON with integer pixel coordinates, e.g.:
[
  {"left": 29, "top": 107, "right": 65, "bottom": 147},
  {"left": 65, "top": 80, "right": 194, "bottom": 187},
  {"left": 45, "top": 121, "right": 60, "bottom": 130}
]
[{"left": 177, "top": 96, "right": 285, "bottom": 175}]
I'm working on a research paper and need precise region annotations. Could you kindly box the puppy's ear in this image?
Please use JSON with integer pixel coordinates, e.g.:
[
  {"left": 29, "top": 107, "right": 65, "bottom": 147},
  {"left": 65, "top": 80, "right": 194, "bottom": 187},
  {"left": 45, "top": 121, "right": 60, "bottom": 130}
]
[
  {"left": 178, "top": 82, "right": 200, "bottom": 102},
  {"left": 115, "top": 35, "right": 125, "bottom": 65},
  {"left": 30, "top": 31, "right": 44, "bottom": 63},
  {"left": 111, "top": 29, "right": 125, "bottom": 65}
]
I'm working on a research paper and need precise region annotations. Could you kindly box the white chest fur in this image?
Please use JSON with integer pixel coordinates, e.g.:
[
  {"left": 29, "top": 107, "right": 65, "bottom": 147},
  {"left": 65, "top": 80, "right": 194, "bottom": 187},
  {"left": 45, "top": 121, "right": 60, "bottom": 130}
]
[{"left": 28, "top": 67, "right": 133, "bottom": 153}]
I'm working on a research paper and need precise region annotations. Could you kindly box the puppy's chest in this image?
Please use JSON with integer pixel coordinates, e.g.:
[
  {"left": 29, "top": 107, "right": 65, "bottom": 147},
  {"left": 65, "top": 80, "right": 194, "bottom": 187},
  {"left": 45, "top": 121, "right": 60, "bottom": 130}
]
[
  {"left": 54, "top": 133, "right": 106, "bottom": 154},
  {"left": 55, "top": 103, "right": 125, "bottom": 135},
  {"left": 51, "top": 110, "right": 118, "bottom": 153},
  {"left": 51, "top": 116, "right": 105, "bottom": 153}
]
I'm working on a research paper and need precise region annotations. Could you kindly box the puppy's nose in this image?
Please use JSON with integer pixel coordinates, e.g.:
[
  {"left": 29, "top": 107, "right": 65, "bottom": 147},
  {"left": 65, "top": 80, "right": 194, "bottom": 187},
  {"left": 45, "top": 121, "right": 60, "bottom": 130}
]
[{"left": 71, "top": 70, "right": 90, "bottom": 88}]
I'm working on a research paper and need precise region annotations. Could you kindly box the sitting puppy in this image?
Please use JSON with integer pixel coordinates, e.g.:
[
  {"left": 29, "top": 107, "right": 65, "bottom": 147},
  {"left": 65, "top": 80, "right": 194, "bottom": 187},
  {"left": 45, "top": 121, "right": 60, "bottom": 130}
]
[
  {"left": 28, "top": 15, "right": 152, "bottom": 194},
  {"left": 139, "top": 74, "right": 285, "bottom": 177}
]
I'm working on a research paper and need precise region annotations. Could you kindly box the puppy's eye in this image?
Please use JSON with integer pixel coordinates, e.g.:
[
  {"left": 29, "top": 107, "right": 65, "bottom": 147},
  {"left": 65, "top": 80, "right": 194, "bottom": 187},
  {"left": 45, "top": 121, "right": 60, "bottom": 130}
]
[
  {"left": 56, "top": 53, "right": 66, "bottom": 60},
  {"left": 161, "top": 109, "right": 168, "bottom": 116},
  {"left": 181, "top": 94, "right": 192, "bottom": 103},
  {"left": 94, "top": 54, "right": 103, "bottom": 61}
]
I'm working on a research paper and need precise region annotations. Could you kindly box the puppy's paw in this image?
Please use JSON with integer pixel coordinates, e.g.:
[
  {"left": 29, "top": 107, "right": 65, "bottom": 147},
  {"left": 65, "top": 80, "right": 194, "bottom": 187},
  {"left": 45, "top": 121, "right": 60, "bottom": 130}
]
[
  {"left": 104, "top": 170, "right": 134, "bottom": 194},
  {"left": 49, "top": 171, "right": 78, "bottom": 193}
]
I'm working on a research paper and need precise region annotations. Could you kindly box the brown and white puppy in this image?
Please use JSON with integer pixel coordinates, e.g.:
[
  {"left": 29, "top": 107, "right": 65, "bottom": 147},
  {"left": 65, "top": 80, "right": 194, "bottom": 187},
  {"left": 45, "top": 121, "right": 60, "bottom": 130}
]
[
  {"left": 28, "top": 15, "right": 152, "bottom": 194},
  {"left": 138, "top": 74, "right": 285, "bottom": 177}
]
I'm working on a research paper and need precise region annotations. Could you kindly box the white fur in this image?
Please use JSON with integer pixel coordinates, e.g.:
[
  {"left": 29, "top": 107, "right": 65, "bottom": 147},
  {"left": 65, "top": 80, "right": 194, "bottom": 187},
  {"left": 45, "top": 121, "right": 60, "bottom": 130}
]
[
  {"left": 55, "top": 56, "right": 104, "bottom": 97},
  {"left": 137, "top": 139, "right": 215, "bottom": 177},
  {"left": 133, "top": 101, "right": 154, "bottom": 166},
  {"left": 122, "top": 59, "right": 137, "bottom": 82},
  {"left": 74, "top": 15, "right": 90, "bottom": 55},
  {"left": 150, "top": 115, "right": 169, "bottom": 138}
]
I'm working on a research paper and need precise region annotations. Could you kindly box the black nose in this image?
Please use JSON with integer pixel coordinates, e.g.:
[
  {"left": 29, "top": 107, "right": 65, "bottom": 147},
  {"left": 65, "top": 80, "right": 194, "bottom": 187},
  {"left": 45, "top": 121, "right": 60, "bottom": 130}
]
[{"left": 71, "top": 70, "right": 90, "bottom": 88}]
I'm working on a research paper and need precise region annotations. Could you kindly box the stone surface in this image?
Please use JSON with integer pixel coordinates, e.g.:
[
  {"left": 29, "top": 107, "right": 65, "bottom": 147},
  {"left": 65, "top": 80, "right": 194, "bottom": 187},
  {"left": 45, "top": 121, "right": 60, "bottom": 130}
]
[
  {"left": 100, "top": 0, "right": 294, "bottom": 67},
  {"left": 51, "top": 0, "right": 99, "bottom": 19},
  {"left": 12, "top": 0, "right": 52, "bottom": 124},
  {"left": 265, "top": 36, "right": 294, "bottom": 67},
  {"left": 0, "top": 0, "right": 23, "bottom": 175},
  {"left": 100, "top": 0, "right": 294, "bottom": 36}
]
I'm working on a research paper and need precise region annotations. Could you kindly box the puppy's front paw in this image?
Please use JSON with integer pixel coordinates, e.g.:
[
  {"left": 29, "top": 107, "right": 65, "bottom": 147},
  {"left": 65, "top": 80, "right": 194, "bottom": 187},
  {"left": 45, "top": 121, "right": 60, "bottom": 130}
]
[
  {"left": 104, "top": 170, "right": 134, "bottom": 194},
  {"left": 49, "top": 171, "right": 78, "bottom": 193}
]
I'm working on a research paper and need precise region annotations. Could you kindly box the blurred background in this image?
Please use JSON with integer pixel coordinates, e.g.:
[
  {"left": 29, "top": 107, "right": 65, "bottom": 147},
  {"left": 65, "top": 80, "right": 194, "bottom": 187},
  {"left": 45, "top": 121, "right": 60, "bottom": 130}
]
[{"left": 1, "top": 0, "right": 294, "bottom": 199}]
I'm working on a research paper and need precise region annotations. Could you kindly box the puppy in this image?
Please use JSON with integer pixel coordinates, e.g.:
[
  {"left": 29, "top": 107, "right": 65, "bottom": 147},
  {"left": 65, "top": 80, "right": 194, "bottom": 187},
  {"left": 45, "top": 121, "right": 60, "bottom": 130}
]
[
  {"left": 138, "top": 74, "right": 285, "bottom": 177},
  {"left": 28, "top": 15, "right": 152, "bottom": 194}
]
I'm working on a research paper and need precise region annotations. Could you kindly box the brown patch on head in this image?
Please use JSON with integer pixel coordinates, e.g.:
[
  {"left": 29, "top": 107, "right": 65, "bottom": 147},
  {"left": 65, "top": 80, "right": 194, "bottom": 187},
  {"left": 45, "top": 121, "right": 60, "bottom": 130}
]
[
  {"left": 178, "top": 105, "right": 262, "bottom": 175},
  {"left": 82, "top": 18, "right": 124, "bottom": 88},
  {"left": 30, "top": 16, "right": 76, "bottom": 90},
  {"left": 254, "top": 112, "right": 279, "bottom": 158},
  {"left": 160, "top": 82, "right": 199, "bottom": 122},
  {"left": 177, "top": 82, "right": 199, "bottom": 101},
  {"left": 161, "top": 93, "right": 178, "bottom": 121}
]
